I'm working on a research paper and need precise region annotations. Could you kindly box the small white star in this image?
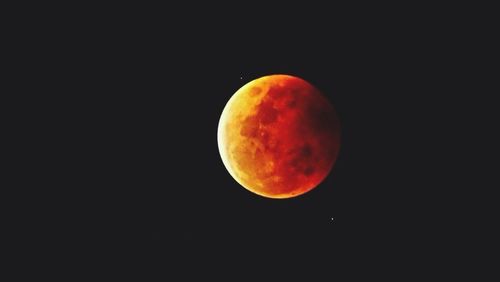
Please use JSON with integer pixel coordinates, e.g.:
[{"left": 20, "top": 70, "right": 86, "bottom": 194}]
[{"left": 240, "top": 76, "right": 243, "bottom": 80}]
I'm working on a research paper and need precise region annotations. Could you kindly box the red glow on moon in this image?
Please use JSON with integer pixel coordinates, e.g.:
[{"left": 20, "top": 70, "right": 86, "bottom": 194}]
[{"left": 218, "top": 74, "right": 340, "bottom": 199}]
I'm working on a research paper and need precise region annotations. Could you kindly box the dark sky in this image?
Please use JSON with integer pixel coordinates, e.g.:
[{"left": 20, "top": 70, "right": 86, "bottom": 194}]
[
  {"left": 40, "top": 4, "right": 477, "bottom": 277},
  {"left": 79, "top": 44, "right": 414, "bottom": 268}
]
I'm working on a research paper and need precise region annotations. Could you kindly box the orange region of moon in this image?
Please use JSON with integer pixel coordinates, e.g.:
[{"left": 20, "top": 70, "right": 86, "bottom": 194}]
[{"left": 217, "top": 74, "right": 341, "bottom": 199}]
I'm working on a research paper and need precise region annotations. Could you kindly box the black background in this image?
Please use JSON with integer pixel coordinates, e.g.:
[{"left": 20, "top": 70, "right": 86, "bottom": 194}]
[{"left": 20, "top": 2, "right": 482, "bottom": 278}]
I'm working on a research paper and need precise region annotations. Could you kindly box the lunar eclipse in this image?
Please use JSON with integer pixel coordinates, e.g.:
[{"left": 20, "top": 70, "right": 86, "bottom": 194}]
[{"left": 218, "top": 74, "right": 340, "bottom": 199}]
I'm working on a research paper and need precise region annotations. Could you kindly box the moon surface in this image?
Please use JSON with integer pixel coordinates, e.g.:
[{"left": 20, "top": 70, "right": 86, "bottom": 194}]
[{"left": 218, "top": 74, "right": 340, "bottom": 199}]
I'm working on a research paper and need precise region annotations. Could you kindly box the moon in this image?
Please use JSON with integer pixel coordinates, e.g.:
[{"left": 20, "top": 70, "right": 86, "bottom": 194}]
[{"left": 217, "top": 74, "right": 340, "bottom": 199}]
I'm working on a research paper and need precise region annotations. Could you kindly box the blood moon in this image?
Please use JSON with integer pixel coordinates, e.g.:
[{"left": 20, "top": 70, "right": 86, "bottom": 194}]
[{"left": 217, "top": 74, "right": 340, "bottom": 199}]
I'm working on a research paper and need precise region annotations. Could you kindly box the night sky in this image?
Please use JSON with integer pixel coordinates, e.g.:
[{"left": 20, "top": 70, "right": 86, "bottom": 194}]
[
  {"left": 44, "top": 4, "right": 472, "bottom": 277},
  {"left": 82, "top": 44, "right": 411, "bottom": 269}
]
